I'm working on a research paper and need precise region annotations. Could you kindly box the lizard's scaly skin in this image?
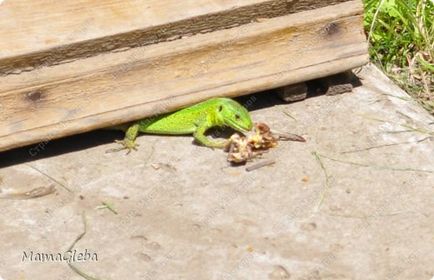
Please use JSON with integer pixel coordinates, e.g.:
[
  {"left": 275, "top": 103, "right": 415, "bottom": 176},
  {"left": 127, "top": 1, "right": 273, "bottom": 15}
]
[{"left": 115, "top": 98, "right": 253, "bottom": 151}]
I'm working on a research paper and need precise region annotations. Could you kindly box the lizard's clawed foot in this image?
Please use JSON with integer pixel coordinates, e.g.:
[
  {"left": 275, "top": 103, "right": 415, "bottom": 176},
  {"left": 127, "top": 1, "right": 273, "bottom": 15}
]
[{"left": 106, "top": 139, "right": 139, "bottom": 154}]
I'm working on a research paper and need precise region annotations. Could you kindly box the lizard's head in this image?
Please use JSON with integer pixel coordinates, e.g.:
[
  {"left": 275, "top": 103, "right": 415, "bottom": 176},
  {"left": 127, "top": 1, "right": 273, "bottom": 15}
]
[{"left": 216, "top": 98, "right": 253, "bottom": 133}]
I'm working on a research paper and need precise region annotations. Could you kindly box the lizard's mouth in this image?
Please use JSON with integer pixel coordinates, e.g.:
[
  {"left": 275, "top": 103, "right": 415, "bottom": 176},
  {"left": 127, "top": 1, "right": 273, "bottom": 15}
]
[
  {"left": 237, "top": 127, "right": 250, "bottom": 134},
  {"left": 226, "top": 121, "right": 252, "bottom": 135}
]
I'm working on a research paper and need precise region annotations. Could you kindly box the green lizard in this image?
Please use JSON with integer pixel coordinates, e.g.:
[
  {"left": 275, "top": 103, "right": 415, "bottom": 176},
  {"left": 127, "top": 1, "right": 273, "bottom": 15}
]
[{"left": 113, "top": 97, "right": 253, "bottom": 152}]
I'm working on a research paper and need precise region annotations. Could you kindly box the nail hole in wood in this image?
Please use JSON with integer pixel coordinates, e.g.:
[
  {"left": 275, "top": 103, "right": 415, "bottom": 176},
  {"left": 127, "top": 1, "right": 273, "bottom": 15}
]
[
  {"left": 321, "top": 22, "right": 340, "bottom": 36},
  {"left": 26, "top": 90, "right": 43, "bottom": 102}
]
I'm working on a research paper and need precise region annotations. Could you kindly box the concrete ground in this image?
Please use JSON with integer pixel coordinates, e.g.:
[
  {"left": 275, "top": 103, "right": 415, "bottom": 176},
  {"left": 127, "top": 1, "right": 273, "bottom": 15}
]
[{"left": 0, "top": 65, "right": 433, "bottom": 280}]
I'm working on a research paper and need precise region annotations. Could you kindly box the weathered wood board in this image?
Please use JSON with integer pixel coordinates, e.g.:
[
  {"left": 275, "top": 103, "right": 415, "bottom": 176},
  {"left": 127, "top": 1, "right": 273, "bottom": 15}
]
[
  {"left": 0, "top": 0, "right": 352, "bottom": 75},
  {"left": 0, "top": 0, "right": 368, "bottom": 152}
]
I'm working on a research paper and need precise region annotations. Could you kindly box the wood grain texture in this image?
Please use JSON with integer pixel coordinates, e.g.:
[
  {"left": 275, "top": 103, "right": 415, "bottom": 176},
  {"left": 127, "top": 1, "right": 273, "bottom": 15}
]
[
  {"left": 0, "top": 0, "right": 352, "bottom": 75},
  {"left": 0, "top": 0, "right": 368, "bottom": 152}
]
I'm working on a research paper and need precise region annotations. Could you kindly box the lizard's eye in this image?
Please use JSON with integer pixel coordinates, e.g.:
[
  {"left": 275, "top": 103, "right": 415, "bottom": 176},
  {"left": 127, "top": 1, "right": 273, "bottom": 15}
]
[
  {"left": 235, "top": 114, "right": 241, "bottom": 120},
  {"left": 218, "top": 105, "right": 223, "bottom": 112}
]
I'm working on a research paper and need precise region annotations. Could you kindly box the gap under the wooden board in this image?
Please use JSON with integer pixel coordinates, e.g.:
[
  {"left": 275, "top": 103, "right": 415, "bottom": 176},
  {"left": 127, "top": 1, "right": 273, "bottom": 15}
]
[{"left": 0, "top": 0, "right": 368, "bottom": 152}]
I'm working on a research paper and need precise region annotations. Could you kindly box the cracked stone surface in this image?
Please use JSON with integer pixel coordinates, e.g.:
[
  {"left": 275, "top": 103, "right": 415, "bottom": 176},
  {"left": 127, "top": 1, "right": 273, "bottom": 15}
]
[{"left": 0, "top": 65, "right": 433, "bottom": 280}]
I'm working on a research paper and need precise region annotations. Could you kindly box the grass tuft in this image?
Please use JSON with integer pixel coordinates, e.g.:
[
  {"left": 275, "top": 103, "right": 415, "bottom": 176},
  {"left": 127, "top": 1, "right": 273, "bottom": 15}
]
[{"left": 364, "top": 0, "right": 434, "bottom": 114}]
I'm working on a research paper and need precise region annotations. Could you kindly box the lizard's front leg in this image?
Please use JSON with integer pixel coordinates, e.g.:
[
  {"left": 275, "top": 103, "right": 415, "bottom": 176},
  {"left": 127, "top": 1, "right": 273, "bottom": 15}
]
[
  {"left": 114, "top": 123, "right": 140, "bottom": 154},
  {"left": 193, "top": 121, "right": 228, "bottom": 149}
]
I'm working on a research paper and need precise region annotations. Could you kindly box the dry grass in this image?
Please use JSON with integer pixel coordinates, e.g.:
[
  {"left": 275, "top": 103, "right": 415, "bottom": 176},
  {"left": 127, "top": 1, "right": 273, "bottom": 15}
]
[{"left": 364, "top": 0, "right": 434, "bottom": 114}]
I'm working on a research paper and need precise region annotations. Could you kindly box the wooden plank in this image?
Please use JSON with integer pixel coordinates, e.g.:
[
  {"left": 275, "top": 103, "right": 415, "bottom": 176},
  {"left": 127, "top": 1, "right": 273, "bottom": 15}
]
[
  {"left": 0, "top": 0, "right": 352, "bottom": 75},
  {"left": 0, "top": 0, "right": 368, "bottom": 152}
]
